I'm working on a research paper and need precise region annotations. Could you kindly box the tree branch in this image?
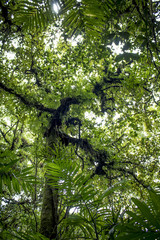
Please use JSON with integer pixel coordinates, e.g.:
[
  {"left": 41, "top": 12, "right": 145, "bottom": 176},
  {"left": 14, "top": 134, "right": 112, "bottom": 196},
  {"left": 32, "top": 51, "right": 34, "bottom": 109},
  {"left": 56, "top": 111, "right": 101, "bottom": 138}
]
[
  {"left": 0, "top": 128, "right": 10, "bottom": 144},
  {"left": 0, "top": 82, "right": 81, "bottom": 118},
  {"left": 58, "top": 131, "right": 110, "bottom": 168},
  {"left": 115, "top": 167, "right": 148, "bottom": 188},
  {"left": 0, "top": 81, "right": 56, "bottom": 113},
  {"left": 10, "top": 120, "right": 19, "bottom": 150}
]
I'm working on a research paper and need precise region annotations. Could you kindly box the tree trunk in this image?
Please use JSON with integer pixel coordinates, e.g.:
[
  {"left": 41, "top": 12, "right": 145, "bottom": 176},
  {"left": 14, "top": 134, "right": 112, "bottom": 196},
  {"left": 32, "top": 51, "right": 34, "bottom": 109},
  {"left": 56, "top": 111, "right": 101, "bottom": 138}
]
[
  {"left": 40, "top": 128, "right": 59, "bottom": 239},
  {"left": 40, "top": 183, "right": 58, "bottom": 239}
]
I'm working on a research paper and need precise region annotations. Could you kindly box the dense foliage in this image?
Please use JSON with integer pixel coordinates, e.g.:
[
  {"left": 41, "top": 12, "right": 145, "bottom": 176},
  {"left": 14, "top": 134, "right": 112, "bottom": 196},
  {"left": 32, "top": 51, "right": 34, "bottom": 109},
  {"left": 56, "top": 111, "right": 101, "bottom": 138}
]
[{"left": 0, "top": 0, "right": 160, "bottom": 239}]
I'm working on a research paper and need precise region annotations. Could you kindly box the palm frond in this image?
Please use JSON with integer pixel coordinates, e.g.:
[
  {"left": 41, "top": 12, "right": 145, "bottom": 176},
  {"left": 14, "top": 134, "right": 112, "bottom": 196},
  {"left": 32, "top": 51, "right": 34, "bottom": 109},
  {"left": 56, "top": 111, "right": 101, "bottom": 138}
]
[
  {"left": 14, "top": 0, "right": 55, "bottom": 31},
  {"left": 46, "top": 146, "right": 128, "bottom": 238},
  {"left": 0, "top": 231, "right": 49, "bottom": 240},
  {"left": 148, "top": 189, "right": 160, "bottom": 219},
  {"left": 60, "top": 0, "right": 115, "bottom": 38},
  {"left": 46, "top": 156, "right": 96, "bottom": 206},
  {"left": 0, "top": 150, "right": 35, "bottom": 194},
  {"left": 116, "top": 189, "right": 160, "bottom": 240}
]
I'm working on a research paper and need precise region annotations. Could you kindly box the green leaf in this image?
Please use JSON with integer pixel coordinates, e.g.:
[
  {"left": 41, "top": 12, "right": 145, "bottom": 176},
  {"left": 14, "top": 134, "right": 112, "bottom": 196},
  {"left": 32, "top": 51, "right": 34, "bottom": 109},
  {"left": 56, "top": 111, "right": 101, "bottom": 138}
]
[
  {"left": 148, "top": 190, "right": 160, "bottom": 219},
  {"left": 115, "top": 53, "right": 140, "bottom": 62},
  {"left": 119, "top": 31, "right": 130, "bottom": 40},
  {"left": 100, "top": 180, "right": 127, "bottom": 199},
  {"left": 117, "top": 231, "right": 146, "bottom": 240},
  {"left": 12, "top": 178, "right": 20, "bottom": 193},
  {"left": 126, "top": 211, "right": 150, "bottom": 228},
  {"left": 131, "top": 197, "right": 158, "bottom": 227}
]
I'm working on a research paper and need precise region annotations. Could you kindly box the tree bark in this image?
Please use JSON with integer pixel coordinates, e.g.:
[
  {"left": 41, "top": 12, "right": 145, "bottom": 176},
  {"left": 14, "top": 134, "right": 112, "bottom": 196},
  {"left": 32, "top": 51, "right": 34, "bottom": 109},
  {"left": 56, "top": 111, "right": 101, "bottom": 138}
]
[
  {"left": 39, "top": 98, "right": 80, "bottom": 239},
  {"left": 40, "top": 183, "right": 58, "bottom": 239},
  {"left": 40, "top": 128, "right": 59, "bottom": 239}
]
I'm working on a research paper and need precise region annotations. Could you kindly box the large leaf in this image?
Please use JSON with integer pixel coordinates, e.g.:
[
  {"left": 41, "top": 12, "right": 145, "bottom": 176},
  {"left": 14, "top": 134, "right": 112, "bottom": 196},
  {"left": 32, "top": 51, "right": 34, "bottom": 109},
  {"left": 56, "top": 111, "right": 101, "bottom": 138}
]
[
  {"left": 60, "top": 0, "right": 115, "bottom": 38},
  {"left": 64, "top": 214, "right": 95, "bottom": 237},
  {"left": 0, "top": 152, "right": 35, "bottom": 193},
  {"left": 116, "top": 190, "right": 160, "bottom": 239},
  {"left": 131, "top": 197, "right": 159, "bottom": 227},
  {"left": 13, "top": 0, "right": 55, "bottom": 31},
  {"left": 148, "top": 189, "right": 160, "bottom": 219}
]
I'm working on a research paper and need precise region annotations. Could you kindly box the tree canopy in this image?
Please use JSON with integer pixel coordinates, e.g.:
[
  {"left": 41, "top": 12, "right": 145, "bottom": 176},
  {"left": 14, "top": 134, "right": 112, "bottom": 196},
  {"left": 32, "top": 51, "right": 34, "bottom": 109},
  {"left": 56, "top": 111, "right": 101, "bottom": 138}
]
[{"left": 0, "top": 0, "right": 160, "bottom": 239}]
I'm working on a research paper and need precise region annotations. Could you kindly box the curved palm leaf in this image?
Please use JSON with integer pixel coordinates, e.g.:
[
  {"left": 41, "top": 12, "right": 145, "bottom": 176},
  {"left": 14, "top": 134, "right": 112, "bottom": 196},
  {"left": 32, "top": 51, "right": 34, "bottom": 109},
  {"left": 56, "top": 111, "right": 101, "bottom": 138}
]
[
  {"left": 0, "top": 150, "right": 36, "bottom": 194},
  {"left": 60, "top": 0, "right": 115, "bottom": 38},
  {"left": 13, "top": 0, "right": 55, "bottom": 31},
  {"left": 0, "top": 231, "right": 49, "bottom": 240},
  {"left": 46, "top": 145, "right": 128, "bottom": 239},
  {"left": 116, "top": 189, "right": 160, "bottom": 240}
]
